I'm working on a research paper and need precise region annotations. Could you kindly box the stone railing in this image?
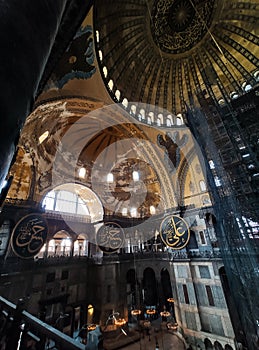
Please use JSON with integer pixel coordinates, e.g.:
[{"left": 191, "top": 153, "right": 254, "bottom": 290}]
[{"left": 0, "top": 296, "right": 85, "bottom": 350}]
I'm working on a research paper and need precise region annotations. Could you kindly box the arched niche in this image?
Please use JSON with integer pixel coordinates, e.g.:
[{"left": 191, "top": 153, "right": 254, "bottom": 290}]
[
  {"left": 143, "top": 267, "right": 157, "bottom": 307},
  {"left": 204, "top": 338, "right": 213, "bottom": 350}
]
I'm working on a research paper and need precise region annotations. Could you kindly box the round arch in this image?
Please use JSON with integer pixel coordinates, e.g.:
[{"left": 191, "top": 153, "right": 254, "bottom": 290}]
[
  {"left": 42, "top": 182, "right": 104, "bottom": 223},
  {"left": 225, "top": 345, "right": 233, "bottom": 350},
  {"left": 204, "top": 338, "right": 213, "bottom": 350},
  {"left": 214, "top": 341, "right": 223, "bottom": 350},
  {"left": 52, "top": 230, "right": 72, "bottom": 256},
  {"left": 74, "top": 233, "right": 89, "bottom": 256},
  {"left": 143, "top": 267, "right": 158, "bottom": 307}
]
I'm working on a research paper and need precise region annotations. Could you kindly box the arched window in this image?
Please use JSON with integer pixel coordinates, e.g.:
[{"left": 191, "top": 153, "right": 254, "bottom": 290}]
[
  {"left": 199, "top": 180, "right": 206, "bottom": 191},
  {"left": 43, "top": 190, "right": 90, "bottom": 216},
  {"left": 214, "top": 341, "right": 223, "bottom": 350},
  {"left": 218, "top": 98, "right": 225, "bottom": 106},
  {"left": 244, "top": 84, "right": 252, "bottom": 92},
  {"left": 176, "top": 114, "right": 183, "bottom": 125},
  {"left": 78, "top": 167, "right": 86, "bottom": 179},
  {"left": 115, "top": 89, "right": 121, "bottom": 101},
  {"left": 107, "top": 172, "right": 114, "bottom": 183},
  {"left": 214, "top": 176, "right": 222, "bottom": 187},
  {"left": 148, "top": 112, "right": 154, "bottom": 123},
  {"left": 209, "top": 160, "right": 215, "bottom": 169},
  {"left": 139, "top": 108, "right": 145, "bottom": 120},
  {"left": 242, "top": 81, "right": 252, "bottom": 92},
  {"left": 122, "top": 208, "right": 127, "bottom": 216},
  {"left": 130, "top": 104, "right": 136, "bottom": 115},
  {"left": 122, "top": 98, "right": 128, "bottom": 108},
  {"left": 96, "top": 30, "right": 100, "bottom": 43},
  {"left": 42, "top": 184, "right": 104, "bottom": 223},
  {"left": 130, "top": 207, "right": 137, "bottom": 217},
  {"left": 49, "top": 231, "right": 72, "bottom": 256},
  {"left": 157, "top": 113, "right": 163, "bottom": 126},
  {"left": 103, "top": 66, "right": 108, "bottom": 78},
  {"left": 108, "top": 79, "right": 114, "bottom": 90},
  {"left": 253, "top": 70, "right": 259, "bottom": 81},
  {"left": 0, "top": 220, "right": 10, "bottom": 256},
  {"left": 150, "top": 205, "right": 156, "bottom": 215},
  {"left": 74, "top": 234, "right": 89, "bottom": 256},
  {"left": 167, "top": 115, "right": 174, "bottom": 126},
  {"left": 230, "top": 91, "right": 239, "bottom": 99}
]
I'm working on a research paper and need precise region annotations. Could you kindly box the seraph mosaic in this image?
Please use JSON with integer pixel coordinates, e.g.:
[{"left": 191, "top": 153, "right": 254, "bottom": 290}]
[{"left": 47, "top": 25, "right": 96, "bottom": 89}]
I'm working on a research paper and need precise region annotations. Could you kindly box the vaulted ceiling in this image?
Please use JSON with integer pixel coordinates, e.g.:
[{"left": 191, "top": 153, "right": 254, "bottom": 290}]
[{"left": 94, "top": 0, "right": 259, "bottom": 114}]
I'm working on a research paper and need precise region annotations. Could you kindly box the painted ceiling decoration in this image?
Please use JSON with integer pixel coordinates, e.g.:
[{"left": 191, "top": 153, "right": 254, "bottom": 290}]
[
  {"left": 94, "top": 0, "right": 259, "bottom": 116},
  {"left": 151, "top": 0, "right": 216, "bottom": 54},
  {"left": 10, "top": 97, "right": 208, "bottom": 221},
  {"left": 44, "top": 24, "right": 96, "bottom": 90}
]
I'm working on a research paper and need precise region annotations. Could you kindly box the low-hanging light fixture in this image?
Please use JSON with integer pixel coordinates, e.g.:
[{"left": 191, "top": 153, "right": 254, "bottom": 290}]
[
  {"left": 167, "top": 297, "right": 175, "bottom": 303},
  {"left": 87, "top": 324, "right": 97, "bottom": 331},
  {"left": 131, "top": 309, "right": 141, "bottom": 316},
  {"left": 114, "top": 318, "right": 126, "bottom": 326},
  {"left": 146, "top": 309, "right": 156, "bottom": 315},
  {"left": 160, "top": 311, "right": 171, "bottom": 317}
]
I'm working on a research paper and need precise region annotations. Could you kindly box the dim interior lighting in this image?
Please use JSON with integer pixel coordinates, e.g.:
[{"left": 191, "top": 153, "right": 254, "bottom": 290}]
[
  {"left": 38, "top": 131, "right": 49, "bottom": 144},
  {"left": 167, "top": 298, "right": 175, "bottom": 303},
  {"left": 78, "top": 167, "right": 86, "bottom": 179},
  {"left": 160, "top": 311, "right": 171, "bottom": 317},
  {"left": 146, "top": 309, "right": 156, "bottom": 315},
  {"left": 131, "top": 309, "right": 141, "bottom": 316},
  {"left": 114, "top": 318, "right": 126, "bottom": 326},
  {"left": 87, "top": 324, "right": 97, "bottom": 331},
  {"left": 130, "top": 207, "right": 137, "bottom": 217},
  {"left": 88, "top": 304, "right": 94, "bottom": 316},
  {"left": 132, "top": 170, "right": 139, "bottom": 181},
  {"left": 166, "top": 322, "right": 178, "bottom": 330},
  {"left": 122, "top": 208, "right": 127, "bottom": 216},
  {"left": 107, "top": 172, "right": 114, "bottom": 183},
  {"left": 150, "top": 205, "right": 156, "bottom": 215}
]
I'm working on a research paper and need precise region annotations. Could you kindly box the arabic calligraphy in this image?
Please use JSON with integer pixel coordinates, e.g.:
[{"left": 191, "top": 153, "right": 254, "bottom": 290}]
[
  {"left": 151, "top": 0, "right": 215, "bottom": 54},
  {"left": 159, "top": 215, "right": 190, "bottom": 249},
  {"left": 96, "top": 222, "right": 125, "bottom": 254},
  {"left": 11, "top": 214, "right": 48, "bottom": 258}
]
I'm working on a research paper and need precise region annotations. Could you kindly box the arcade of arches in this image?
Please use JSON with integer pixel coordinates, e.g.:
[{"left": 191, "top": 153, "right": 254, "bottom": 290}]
[{"left": 0, "top": 1, "right": 258, "bottom": 350}]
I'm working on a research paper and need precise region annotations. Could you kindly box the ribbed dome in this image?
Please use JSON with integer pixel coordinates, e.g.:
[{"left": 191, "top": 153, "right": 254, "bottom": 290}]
[{"left": 94, "top": 0, "right": 259, "bottom": 115}]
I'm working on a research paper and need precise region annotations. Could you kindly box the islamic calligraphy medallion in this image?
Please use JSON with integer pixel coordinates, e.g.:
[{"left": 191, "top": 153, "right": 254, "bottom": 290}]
[
  {"left": 151, "top": 0, "right": 216, "bottom": 54},
  {"left": 96, "top": 222, "right": 125, "bottom": 254},
  {"left": 11, "top": 214, "right": 48, "bottom": 258},
  {"left": 159, "top": 215, "right": 190, "bottom": 249}
]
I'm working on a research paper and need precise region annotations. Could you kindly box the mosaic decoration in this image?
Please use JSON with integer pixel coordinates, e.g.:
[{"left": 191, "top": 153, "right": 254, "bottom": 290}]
[
  {"left": 151, "top": 0, "right": 216, "bottom": 54},
  {"left": 96, "top": 222, "right": 125, "bottom": 254},
  {"left": 159, "top": 215, "right": 190, "bottom": 249},
  {"left": 157, "top": 131, "right": 188, "bottom": 173},
  {"left": 11, "top": 214, "right": 48, "bottom": 259},
  {"left": 51, "top": 25, "right": 96, "bottom": 89},
  {"left": 94, "top": 0, "right": 259, "bottom": 115}
]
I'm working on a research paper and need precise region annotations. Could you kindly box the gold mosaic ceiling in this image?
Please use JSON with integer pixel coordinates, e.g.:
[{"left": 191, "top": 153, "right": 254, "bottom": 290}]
[{"left": 94, "top": 0, "right": 259, "bottom": 114}]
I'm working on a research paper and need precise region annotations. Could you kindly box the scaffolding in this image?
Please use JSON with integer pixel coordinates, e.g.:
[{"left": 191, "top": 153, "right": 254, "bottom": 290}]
[{"left": 185, "top": 87, "right": 259, "bottom": 350}]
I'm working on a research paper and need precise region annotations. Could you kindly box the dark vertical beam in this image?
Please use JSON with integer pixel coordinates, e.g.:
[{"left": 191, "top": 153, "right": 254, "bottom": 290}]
[{"left": 0, "top": 0, "right": 93, "bottom": 194}]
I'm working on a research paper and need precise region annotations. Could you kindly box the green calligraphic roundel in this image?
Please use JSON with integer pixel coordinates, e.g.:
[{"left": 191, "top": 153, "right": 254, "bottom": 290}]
[
  {"left": 96, "top": 222, "right": 125, "bottom": 254},
  {"left": 160, "top": 215, "right": 190, "bottom": 249},
  {"left": 11, "top": 214, "right": 48, "bottom": 259}
]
